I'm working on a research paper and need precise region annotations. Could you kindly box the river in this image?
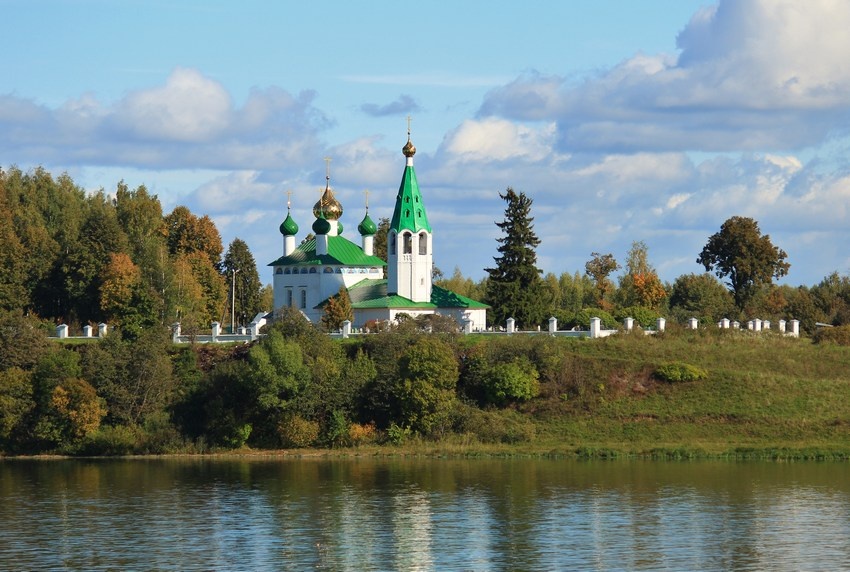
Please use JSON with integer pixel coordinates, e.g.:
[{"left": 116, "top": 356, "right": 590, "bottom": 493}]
[{"left": 1, "top": 457, "right": 848, "bottom": 571}]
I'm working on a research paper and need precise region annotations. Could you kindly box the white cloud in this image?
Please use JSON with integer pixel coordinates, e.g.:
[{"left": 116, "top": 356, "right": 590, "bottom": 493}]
[
  {"left": 480, "top": 0, "right": 850, "bottom": 153},
  {"left": 442, "top": 118, "right": 557, "bottom": 162},
  {"left": 113, "top": 68, "right": 232, "bottom": 142}
]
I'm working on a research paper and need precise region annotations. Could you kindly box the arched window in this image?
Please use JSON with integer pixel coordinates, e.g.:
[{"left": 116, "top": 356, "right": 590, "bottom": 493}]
[
  {"left": 309, "top": 267, "right": 317, "bottom": 274},
  {"left": 300, "top": 289, "right": 307, "bottom": 309},
  {"left": 324, "top": 267, "right": 334, "bottom": 273},
  {"left": 275, "top": 268, "right": 283, "bottom": 274},
  {"left": 403, "top": 232, "right": 412, "bottom": 254},
  {"left": 419, "top": 232, "right": 428, "bottom": 255}
]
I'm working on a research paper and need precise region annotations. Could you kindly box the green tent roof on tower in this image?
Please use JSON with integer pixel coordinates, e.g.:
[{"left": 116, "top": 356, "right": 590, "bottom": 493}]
[{"left": 389, "top": 135, "right": 431, "bottom": 233}]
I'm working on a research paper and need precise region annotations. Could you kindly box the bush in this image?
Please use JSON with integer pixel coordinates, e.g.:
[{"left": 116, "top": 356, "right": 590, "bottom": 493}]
[
  {"left": 348, "top": 422, "right": 377, "bottom": 446},
  {"left": 566, "top": 308, "right": 618, "bottom": 330},
  {"left": 614, "top": 306, "right": 661, "bottom": 329},
  {"left": 813, "top": 325, "right": 850, "bottom": 346},
  {"left": 278, "top": 415, "right": 319, "bottom": 448},
  {"left": 654, "top": 362, "right": 708, "bottom": 383},
  {"left": 486, "top": 360, "right": 540, "bottom": 406},
  {"left": 79, "top": 425, "right": 141, "bottom": 455}
]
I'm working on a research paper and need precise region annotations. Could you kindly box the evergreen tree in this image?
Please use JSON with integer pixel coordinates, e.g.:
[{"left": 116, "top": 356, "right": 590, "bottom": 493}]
[
  {"left": 222, "top": 238, "right": 262, "bottom": 329},
  {"left": 484, "top": 188, "right": 546, "bottom": 329}
]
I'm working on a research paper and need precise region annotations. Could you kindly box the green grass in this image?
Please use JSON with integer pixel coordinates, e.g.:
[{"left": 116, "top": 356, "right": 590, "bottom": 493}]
[{"left": 450, "top": 327, "right": 850, "bottom": 459}]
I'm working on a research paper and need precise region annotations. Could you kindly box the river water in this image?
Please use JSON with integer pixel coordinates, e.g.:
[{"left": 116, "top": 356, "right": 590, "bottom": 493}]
[{"left": 1, "top": 458, "right": 848, "bottom": 571}]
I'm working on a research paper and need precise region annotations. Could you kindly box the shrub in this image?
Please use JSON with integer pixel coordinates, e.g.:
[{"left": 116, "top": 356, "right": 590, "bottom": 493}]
[
  {"left": 654, "top": 362, "right": 708, "bottom": 383},
  {"left": 486, "top": 360, "right": 540, "bottom": 405},
  {"left": 813, "top": 324, "right": 850, "bottom": 346},
  {"left": 566, "top": 308, "right": 618, "bottom": 330},
  {"left": 278, "top": 415, "right": 319, "bottom": 448},
  {"left": 79, "top": 424, "right": 140, "bottom": 455},
  {"left": 348, "top": 422, "right": 377, "bottom": 446},
  {"left": 614, "top": 306, "right": 661, "bottom": 329}
]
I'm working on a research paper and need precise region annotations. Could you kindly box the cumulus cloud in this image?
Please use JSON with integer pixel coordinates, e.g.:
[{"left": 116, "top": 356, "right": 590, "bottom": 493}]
[
  {"left": 441, "top": 118, "right": 557, "bottom": 163},
  {"left": 0, "top": 68, "right": 329, "bottom": 170},
  {"left": 479, "top": 0, "right": 850, "bottom": 153}
]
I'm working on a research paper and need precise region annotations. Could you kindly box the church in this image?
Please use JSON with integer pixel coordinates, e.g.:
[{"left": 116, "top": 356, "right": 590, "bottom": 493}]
[{"left": 269, "top": 130, "right": 488, "bottom": 330}]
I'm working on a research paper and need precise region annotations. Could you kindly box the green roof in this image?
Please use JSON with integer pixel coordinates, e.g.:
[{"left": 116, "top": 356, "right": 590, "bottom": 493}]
[
  {"left": 431, "top": 285, "right": 490, "bottom": 309},
  {"left": 268, "top": 236, "right": 387, "bottom": 267},
  {"left": 389, "top": 165, "right": 431, "bottom": 233},
  {"left": 345, "top": 279, "right": 488, "bottom": 310}
]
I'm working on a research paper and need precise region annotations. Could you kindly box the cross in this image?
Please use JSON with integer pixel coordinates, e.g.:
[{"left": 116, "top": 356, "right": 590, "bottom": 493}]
[
  {"left": 406, "top": 115, "right": 412, "bottom": 138},
  {"left": 286, "top": 189, "right": 293, "bottom": 210},
  {"left": 324, "top": 156, "right": 332, "bottom": 183},
  {"left": 363, "top": 189, "right": 370, "bottom": 209}
]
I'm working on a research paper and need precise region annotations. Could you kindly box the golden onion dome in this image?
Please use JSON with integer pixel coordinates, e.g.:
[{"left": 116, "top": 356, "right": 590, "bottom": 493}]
[
  {"left": 312, "top": 184, "right": 343, "bottom": 220},
  {"left": 402, "top": 137, "right": 416, "bottom": 157}
]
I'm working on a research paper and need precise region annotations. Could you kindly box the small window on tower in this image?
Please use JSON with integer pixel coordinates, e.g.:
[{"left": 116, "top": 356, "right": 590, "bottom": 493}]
[
  {"left": 403, "top": 232, "right": 412, "bottom": 254},
  {"left": 419, "top": 232, "right": 427, "bottom": 255},
  {"left": 389, "top": 232, "right": 397, "bottom": 255}
]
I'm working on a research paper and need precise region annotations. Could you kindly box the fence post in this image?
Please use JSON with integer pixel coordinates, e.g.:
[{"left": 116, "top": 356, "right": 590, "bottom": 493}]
[
  {"left": 688, "top": 317, "right": 698, "bottom": 330},
  {"left": 211, "top": 321, "right": 220, "bottom": 342},
  {"left": 506, "top": 317, "right": 515, "bottom": 334},
  {"left": 790, "top": 319, "right": 800, "bottom": 338},
  {"left": 624, "top": 317, "right": 634, "bottom": 331},
  {"left": 548, "top": 316, "right": 557, "bottom": 334},
  {"left": 342, "top": 320, "right": 351, "bottom": 339},
  {"left": 656, "top": 317, "right": 666, "bottom": 333},
  {"left": 590, "top": 317, "right": 601, "bottom": 338}
]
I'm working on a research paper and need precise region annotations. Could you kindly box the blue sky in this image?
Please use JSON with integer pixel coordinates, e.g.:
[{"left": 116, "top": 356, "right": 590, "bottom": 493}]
[{"left": 3, "top": 0, "right": 850, "bottom": 287}]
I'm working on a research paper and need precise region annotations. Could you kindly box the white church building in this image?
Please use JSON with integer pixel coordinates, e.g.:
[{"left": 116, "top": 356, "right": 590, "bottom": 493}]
[{"left": 269, "top": 131, "right": 488, "bottom": 330}]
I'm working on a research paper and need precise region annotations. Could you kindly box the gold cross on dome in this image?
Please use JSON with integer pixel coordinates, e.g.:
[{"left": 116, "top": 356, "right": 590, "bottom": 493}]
[
  {"left": 286, "top": 189, "right": 293, "bottom": 209},
  {"left": 324, "top": 156, "right": 332, "bottom": 182},
  {"left": 363, "top": 189, "right": 370, "bottom": 209}
]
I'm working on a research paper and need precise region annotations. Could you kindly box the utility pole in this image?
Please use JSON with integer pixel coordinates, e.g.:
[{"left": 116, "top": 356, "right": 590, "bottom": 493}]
[{"left": 231, "top": 268, "right": 240, "bottom": 334}]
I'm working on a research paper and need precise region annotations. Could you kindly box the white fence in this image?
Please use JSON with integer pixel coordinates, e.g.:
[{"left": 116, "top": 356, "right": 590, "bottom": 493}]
[{"left": 49, "top": 314, "right": 801, "bottom": 343}]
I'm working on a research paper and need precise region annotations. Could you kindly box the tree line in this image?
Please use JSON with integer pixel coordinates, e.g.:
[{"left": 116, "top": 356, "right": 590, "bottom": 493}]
[
  {"left": 0, "top": 166, "right": 268, "bottom": 335},
  {"left": 447, "top": 187, "right": 849, "bottom": 336}
]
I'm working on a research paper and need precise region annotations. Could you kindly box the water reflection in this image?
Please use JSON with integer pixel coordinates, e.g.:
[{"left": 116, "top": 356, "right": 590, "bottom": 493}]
[{"left": 1, "top": 458, "right": 848, "bottom": 571}]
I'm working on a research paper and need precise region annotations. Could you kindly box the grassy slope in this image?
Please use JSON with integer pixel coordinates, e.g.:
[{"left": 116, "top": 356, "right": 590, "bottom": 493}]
[{"left": 466, "top": 329, "right": 850, "bottom": 459}]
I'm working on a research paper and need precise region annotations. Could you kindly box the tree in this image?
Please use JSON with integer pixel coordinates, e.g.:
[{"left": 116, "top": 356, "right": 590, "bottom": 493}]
[
  {"left": 321, "top": 286, "right": 353, "bottom": 331},
  {"left": 372, "top": 217, "right": 391, "bottom": 262},
  {"left": 697, "top": 216, "right": 790, "bottom": 310},
  {"left": 484, "top": 188, "right": 546, "bottom": 329},
  {"left": 585, "top": 252, "right": 620, "bottom": 309},
  {"left": 164, "top": 206, "right": 224, "bottom": 268},
  {"left": 668, "top": 273, "right": 736, "bottom": 323},
  {"left": 617, "top": 241, "right": 666, "bottom": 309},
  {"left": 222, "top": 238, "right": 263, "bottom": 329},
  {"left": 393, "top": 336, "right": 459, "bottom": 435}
]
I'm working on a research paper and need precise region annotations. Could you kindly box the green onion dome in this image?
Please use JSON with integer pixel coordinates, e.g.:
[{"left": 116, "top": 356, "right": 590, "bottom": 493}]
[
  {"left": 279, "top": 212, "right": 299, "bottom": 236},
  {"left": 312, "top": 214, "right": 331, "bottom": 235},
  {"left": 337, "top": 221, "right": 344, "bottom": 235},
  {"left": 358, "top": 213, "right": 377, "bottom": 236}
]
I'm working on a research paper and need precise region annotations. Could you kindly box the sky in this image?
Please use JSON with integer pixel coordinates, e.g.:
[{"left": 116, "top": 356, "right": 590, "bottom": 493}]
[{"left": 3, "top": 0, "right": 850, "bottom": 288}]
